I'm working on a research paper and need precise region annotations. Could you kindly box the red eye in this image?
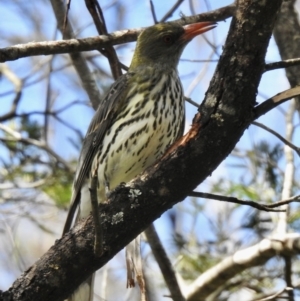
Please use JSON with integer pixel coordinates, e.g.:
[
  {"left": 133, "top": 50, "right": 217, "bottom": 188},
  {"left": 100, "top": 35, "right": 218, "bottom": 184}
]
[{"left": 163, "top": 35, "right": 172, "bottom": 44}]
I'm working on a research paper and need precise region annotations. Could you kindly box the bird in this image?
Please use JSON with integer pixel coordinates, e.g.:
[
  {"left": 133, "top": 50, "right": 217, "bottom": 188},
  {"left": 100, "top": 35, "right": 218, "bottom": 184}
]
[{"left": 63, "top": 21, "right": 216, "bottom": 301}]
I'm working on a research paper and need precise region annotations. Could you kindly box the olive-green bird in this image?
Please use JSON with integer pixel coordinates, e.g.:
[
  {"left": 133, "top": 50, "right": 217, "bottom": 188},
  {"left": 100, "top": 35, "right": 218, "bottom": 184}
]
[{"left": 63, "top": 21, "right": 216, "bottom": 301}]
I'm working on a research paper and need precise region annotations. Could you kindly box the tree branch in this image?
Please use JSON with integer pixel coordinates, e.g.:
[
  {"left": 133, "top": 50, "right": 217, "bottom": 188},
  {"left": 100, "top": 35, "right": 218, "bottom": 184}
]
[
  {"left": 0, "top": 64, "right": 22, "bottom": 122},
  {"left": 160, "top": 0, "right": 185, "bottom": 23},
  {"left": 50, "top": 0, "right": 103, "bottom": 110},
  {"left": 149, "top": 0, "right": 158, "bottom": 24},
  {"left": 144, "top": 224, "right": 185, "bottom": 301},
  {"left": 185, "top": 234, "right": 300, "bottom": 301},
  {"left": 0, "top": 4, "right": 235, "bottom": 63},
  {"left": 0, "top": 124, "right": 72, "bottom": 172},
  {"left": 253, "top": 86, "right": 300, "bottom": 119},
  {"left": 264, "top": 58, "right": 300, "bottom": 72},
  {"left": 250, "top": 287, "right": 293, "bottom": 301},
  {"left": 283, "top": 256, "right": 295, "bottom": 301},
  {"left": 273, "top": 0, "right": 300, "bottom": 113},
  {"left": 189, "top": 191, "right": 300, "bottom": 212},
  {"left": 265, "top": 194, "right": 300, "bottom": 208},
  {"left": 84, "top": 0, "right": 122, "bottom": 79},
  {"left": 252, "top": 121, "right": 300, "bottom": 156}
]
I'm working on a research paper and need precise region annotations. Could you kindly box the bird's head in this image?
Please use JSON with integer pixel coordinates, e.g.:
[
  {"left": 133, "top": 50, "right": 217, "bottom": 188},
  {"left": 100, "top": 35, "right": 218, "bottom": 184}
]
[{"left": 130, "top": 22, "right": 216, "bottom": 71}]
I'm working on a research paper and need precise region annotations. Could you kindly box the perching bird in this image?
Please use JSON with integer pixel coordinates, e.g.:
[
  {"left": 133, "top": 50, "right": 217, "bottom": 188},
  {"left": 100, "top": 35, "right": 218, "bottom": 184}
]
[{"left": 63, "top": 21, "right": 216, "bottom": 301}]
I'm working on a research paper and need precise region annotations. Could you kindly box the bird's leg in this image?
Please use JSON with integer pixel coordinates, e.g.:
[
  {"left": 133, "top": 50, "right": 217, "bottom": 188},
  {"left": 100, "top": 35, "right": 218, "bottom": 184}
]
[{"left": 90, "top": 170, "right": 103, "bottom": 256}]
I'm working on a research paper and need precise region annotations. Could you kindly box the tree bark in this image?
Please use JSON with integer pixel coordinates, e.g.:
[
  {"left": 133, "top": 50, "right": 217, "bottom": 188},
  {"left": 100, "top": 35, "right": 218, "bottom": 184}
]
[{"left": 273, "top": 0, "right": 300, "bottom": 113}]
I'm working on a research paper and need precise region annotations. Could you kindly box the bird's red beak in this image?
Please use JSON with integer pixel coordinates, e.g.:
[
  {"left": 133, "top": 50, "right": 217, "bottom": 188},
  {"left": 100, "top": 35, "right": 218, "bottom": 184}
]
[{"left": 181, "top": 21, "right": 216, "bottom": 41}]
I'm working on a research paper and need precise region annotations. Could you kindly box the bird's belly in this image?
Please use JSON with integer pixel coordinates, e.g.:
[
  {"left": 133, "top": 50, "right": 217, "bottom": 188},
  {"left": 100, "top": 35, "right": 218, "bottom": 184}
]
[
  {"left": 106, "top": 121, "right": 170, "bottom": 190},
  {"left": 96, "top": 89, "right": 184, "bottom": 201},
  {"left": 100, "top": 116, "right": 174, "bottom": 193},
  {"left": 87, "top": 71, "right": 185, "bottom": 203}
]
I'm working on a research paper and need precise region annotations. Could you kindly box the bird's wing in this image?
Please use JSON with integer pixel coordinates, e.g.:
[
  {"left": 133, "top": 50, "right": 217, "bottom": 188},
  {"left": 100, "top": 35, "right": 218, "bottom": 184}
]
[{"left": 63, "top": 73, "right": 131, "bottom": 235}]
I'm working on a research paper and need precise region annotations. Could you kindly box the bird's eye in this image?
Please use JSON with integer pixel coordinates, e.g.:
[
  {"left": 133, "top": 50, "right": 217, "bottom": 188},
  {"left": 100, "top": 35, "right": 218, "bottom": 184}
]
[{"left": 163, "top": 35, "right": 173, "bottom": 44}]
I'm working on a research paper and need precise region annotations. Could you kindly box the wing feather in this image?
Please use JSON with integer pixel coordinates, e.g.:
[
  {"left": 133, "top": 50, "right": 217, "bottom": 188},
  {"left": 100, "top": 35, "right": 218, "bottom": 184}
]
[{"left": 63, "top": 73, "right": 131, "bottom": 234}]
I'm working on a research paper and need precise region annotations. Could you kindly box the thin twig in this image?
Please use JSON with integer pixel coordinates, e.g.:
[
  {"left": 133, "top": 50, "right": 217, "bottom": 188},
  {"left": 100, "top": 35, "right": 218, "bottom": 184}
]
[
  {"left": 149, "top": 0, "right": 158, "bottom": 24},
  {"left": 265, "top": 194, "right": 300, "bottom": 208},
  {"left": 184, "top": 96, "right": 199, "bottom": 107},
  {"left": 144, "top": 224, "right": 186, "bottom": 301},
  {"left": 189, "top": 0, "right": 196, "bottom": 16},
  {"left": 119, "top": 61, "right": 129, "bottom": 71},
  {"left": 185, "top": 51, "right": 215, "bottom": 97},
  {"left": 0, "top": 58, "right": 72, "bottom": 99},
  {"left": 254, "top": 86, "right": 300, "bottom": 119},
  {"left": 264, "top": 58, "right": 300, "bottom": 72},
  {"left": 63, "top": 0, "right": 72, "bottom": 32},
  {"left": 52, "top": 114, "right": 84, "bottom": 142},
  {"left": 44, "top": 57, "right": 54, "bottom": 142},
  {"left": 0, "top": 124, "right": 72, "bottom": 172},
  {"left": 50, "top": 0, "right": 102, "bottom": 110},
  {"left": 252, "top": 121, "right": 300, "bottom": 156},
  {"left": 0, "top": 64, "right": 22, "bottom": 122},
  {"left": 5, "top": 100, "right": 86, "bottom": 140},
  {"left": 0, "top": 179, "right": 46, "bottom": 190},
  {"left": 160, "top": 0, "right": 185, "bottom": 22},
  {"left": 189, "top": 191, "right": 300, "bottom": 212},
  {"left": 85, "top": 0, "right": 122, "bottom": 79},
  {"left": 175, "top": 3, "right": 235, "bottom": 25},
  {"left": 283, "top": 256, "right": 294, "bottom": 301},
  {"left": 250, "top": 287, "right": 293, "bottom": 301}
]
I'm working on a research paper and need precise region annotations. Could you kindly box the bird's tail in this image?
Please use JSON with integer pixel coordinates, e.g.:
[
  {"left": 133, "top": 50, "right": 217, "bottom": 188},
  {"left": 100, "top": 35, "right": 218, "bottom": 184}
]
[{"left": 126, "top": 235, "right": 147, "bottom": 301}]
